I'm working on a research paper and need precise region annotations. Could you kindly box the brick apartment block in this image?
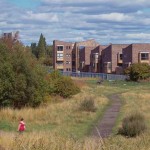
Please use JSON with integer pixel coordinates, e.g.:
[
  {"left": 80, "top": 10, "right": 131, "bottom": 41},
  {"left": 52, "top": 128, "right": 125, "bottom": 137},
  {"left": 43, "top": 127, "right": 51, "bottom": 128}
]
[
  {"left": 123, "top": 43, "right": 150, "bottom": 69},
  {"left": 53, "top": 39, "right": 150, "bottom": 74}
]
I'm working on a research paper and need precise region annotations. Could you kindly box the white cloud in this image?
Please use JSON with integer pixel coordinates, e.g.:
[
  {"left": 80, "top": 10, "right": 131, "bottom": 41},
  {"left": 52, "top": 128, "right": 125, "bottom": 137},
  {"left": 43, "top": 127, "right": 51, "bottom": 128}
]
[
  {"left": 98, "top": 13, "right": 133, "bottom": 22},
  {"left": 24, "top": 11, "right": 59, "bottom": 22},
  {"left": 126, "top": 33, "right": 150, "bottom": 39},
  {"left": 1, "top": 0, "right": 150, "bottom": 45}
]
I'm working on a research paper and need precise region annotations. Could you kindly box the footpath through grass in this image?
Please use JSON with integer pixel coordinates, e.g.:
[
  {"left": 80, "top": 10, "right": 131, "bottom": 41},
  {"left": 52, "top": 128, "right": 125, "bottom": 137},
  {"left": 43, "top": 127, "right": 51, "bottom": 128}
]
[{"left": 0, "top": 78, "right": 150, "bottom": 150}]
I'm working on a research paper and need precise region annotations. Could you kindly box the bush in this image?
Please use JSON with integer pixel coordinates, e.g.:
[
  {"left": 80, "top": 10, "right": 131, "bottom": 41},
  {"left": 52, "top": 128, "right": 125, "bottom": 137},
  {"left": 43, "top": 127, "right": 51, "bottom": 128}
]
[
  {"left": 124, "top": 63, "right": 150, "bottom": 81},
  {"left": 79, "top": 97, "right": 96, "bottom": 112},
  {"left": 118, "top": 113, "right": 147, "bottom": 137},
  {"left": 47, "top": 70, "right": 80, "bottom": 98}
]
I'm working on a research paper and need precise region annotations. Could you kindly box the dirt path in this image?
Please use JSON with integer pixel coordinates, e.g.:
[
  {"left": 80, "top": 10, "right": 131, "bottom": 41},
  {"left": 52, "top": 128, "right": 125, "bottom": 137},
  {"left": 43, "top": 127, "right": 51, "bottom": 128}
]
[{"left": 92, "top": 94, "right": 122, "bottom": 138}]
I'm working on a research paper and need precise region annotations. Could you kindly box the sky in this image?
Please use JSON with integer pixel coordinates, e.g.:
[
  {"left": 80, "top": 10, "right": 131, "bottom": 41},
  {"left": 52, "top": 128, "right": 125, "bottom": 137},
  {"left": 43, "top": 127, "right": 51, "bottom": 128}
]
[{"left": 1, "top": 0, "right": 150, "bottom": 45}]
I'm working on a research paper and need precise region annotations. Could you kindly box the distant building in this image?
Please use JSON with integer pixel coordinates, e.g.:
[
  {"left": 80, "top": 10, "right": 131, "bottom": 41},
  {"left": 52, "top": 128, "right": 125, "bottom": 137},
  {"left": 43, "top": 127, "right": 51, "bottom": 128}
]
[
  {"left": 2, "top": 32, "right": 13, "bottom": 39},
  {"left": 53, "top": 39, "right": 150, "bottom": 74},
  {"left": 123, "top": 43, "right": 150, "bottom": 69}
]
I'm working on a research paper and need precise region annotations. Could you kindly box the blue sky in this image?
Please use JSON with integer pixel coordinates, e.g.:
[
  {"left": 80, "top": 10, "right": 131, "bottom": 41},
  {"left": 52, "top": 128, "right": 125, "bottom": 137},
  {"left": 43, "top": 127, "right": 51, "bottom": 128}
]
[
  {"left": 1, "top": 0, "right": 150, "bottom": 45},
  {"left": 6, "top": 0, "right": 41, "bottom": 9}
]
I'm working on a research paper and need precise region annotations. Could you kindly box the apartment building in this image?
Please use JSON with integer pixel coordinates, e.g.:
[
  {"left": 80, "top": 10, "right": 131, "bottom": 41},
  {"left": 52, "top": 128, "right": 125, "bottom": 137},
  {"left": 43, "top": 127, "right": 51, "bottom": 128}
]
[
  {"left": 79, "top": 46, "right": 96, "bottom": 72},
  {"left": 90, "top": 45, "right": 107, "bottom": 73},
  {"left": 101, "top": 44, "right": 129, "bottom": 74},
  {"left": 53, "top": 40, "right": 73, "bottom": 71},
  {"left": 123, "top": 43, "right": 150, "bottom": 69},
  {"left": 53, "top": 39, "right": 150, "bottom": 74},
  {"left": 53, "top": 39, "right": 99, "bottom": 72},
  {"left": 73, "top": 39, "right": 99, "bottom": 72}
]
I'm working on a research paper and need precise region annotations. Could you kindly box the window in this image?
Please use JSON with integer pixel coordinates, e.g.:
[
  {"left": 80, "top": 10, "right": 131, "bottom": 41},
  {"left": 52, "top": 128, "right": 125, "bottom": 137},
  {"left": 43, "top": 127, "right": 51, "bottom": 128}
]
[
  {"left": 140, "top": 53, "right": 149, "bottom": 60},
  {"left": 66, "top": 61, "right": 71, "bottom": 64},
  {"left": 66, "top": 46, "right": 70, "bottom": 49},
  {"left": 66, "top": 54, "right": 71, "bottom": 57},
  {"left": 104, "top": 62, "right": 112, "bottom": 70},
  {"left": 107, "top": 62, "right": 112, "bottom": 69},
  {"left": 72, "top": 61, "right": 75, "bottom": 66},
  {"left": 57, "top": 53, "right": 63, "bottom": 58},
  {"left": 120, "top": 54, "right": 123, "bottom": 60},
  {"left": 56, "top": 61, "right": 63, "bottom": 65},
  {"left": 104, "top": 62, "right": 112, "bottom": 73},
  {"left": 57, "top": 46, "right": 63, "bottom": 51},
  {"left": 66, "top": 68, "right": 71, "bottom": 71},
  {"left": 72, "top": 54, "right": 75, "bottom": 59},
  {"left": 57, "top": 53, "right": 63, "bottom": 60}
]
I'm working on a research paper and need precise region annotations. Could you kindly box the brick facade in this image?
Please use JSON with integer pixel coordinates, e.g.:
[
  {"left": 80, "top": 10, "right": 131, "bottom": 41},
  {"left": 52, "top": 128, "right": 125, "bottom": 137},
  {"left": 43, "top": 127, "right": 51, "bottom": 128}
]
[{"left": 123, "top": 43, "right": 150, "bottom": 69}]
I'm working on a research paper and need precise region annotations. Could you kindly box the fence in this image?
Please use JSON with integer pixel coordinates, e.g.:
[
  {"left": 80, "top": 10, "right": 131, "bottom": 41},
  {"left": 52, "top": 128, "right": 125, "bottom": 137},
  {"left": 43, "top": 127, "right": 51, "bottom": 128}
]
[{"left": 57, "top": 71, "right": 127, "bottom": 81}]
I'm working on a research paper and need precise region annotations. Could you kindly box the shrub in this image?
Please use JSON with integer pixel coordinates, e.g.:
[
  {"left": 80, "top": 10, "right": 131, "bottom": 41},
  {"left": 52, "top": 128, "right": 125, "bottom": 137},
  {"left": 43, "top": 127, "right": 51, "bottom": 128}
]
[
  {"left": 118, "top": 113, "right": 147, "bottom": 137},
  {"left": 47, "top": 70, "right": 80, "bottom": 98},
  {"left": 54, "top": 77, "right": 80, "bottom": 98},
  {"left": 124, "top": 63, "right": 150, "bottom": 81},
  {"left": 79, "top": 97, "right": 96, "bottom": 112}
]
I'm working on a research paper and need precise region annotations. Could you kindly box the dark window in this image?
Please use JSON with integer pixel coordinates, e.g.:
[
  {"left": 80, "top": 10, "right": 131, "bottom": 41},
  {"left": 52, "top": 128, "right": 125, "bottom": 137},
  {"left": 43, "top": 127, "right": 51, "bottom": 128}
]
[
  {"left": 72, "top": 54, "right": 75, "bottom": 59},
  {"left": 120, "top": 54, "right": 123, "bottom": 60},
  {"left": 57, "top": 46, "right": 63, "bottom": 51},
  {"left": 72, "top": 61, "right": 75, "bottom": 66},
  {"left": 56, "top": 61, "right": 63, "bottom": 65},
  {"left": 141, "top": 53, "right": 149, "bottom": 60},
  {"left": 68, "top": 46, "right": 70, "bottom": 49}
]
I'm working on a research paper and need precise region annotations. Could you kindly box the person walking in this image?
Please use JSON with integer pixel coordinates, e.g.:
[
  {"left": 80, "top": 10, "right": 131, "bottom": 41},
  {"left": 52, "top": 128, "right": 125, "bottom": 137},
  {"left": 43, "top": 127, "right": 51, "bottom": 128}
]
[{"left": 18, "top": 118, "right": 26, "bottom": 133}]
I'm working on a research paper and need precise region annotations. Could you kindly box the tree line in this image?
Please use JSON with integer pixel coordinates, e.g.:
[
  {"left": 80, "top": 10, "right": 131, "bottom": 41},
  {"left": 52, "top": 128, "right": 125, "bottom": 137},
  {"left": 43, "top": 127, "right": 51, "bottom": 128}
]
[{"left": 31, "top": 33, "right": 53, "bottom": 66}]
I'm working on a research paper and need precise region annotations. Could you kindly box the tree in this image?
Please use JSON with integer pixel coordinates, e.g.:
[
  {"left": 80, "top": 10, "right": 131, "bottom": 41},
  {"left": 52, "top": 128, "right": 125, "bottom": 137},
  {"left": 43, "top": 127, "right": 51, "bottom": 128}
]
[
  {"left": 124, "top": 63, "right": 150, "bottom": 81},
  {"left": 0, "top": 41, "right": 48, "bottom": 108},
  {"left": 31, "top": 42, "right": 38, "bottom": 58},
  {"left": 37, "top": 33, "right": 46, "bottom": 59}
]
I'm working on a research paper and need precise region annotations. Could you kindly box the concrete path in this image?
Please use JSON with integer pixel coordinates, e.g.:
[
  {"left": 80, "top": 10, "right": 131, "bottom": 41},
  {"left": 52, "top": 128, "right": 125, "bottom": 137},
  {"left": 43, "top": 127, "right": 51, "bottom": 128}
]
[{"left": 92, "top": 94, "right": 122, "bottom": 138}]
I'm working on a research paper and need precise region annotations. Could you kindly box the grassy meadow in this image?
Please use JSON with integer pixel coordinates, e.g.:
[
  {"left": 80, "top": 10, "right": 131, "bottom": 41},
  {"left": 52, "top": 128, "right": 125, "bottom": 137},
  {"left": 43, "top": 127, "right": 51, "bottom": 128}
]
[{"left": 0, "top": 78, "right": 150, "bottom": 150}]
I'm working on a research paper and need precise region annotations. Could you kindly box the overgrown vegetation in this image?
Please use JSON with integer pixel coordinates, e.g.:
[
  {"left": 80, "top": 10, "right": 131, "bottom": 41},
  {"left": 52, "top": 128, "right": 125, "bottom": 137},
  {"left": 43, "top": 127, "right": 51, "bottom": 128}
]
[
  {"left": 124, "top": 63, "right": 150, "bottom": 81},
  {"left": 118, "top": 113, "right": 147, "bottom": 137},
  {"left": 47, "top": 71, "right": 80, "bottom": 98},
  {"left": 0, "top": 42, "right": 48, "bottom": 108},
  {"left": 79, "top": 97, "right": 96, "bottom": 112},
  {"left": 0, "top": 37, "right": 80, "bottom": 108}
]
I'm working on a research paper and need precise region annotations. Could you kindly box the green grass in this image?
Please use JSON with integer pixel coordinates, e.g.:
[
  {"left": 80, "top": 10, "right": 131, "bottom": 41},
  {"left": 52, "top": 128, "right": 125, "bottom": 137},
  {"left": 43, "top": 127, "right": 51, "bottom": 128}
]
[{"left": 0, "top": 120, "right": 16, "bottom": 131}]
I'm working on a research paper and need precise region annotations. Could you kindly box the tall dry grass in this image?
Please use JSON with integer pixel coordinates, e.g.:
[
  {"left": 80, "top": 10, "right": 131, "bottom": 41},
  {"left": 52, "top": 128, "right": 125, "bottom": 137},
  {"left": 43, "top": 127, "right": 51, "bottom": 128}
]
[{"left": 0, "top": 131, "right": 150, "bottom": 150}]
